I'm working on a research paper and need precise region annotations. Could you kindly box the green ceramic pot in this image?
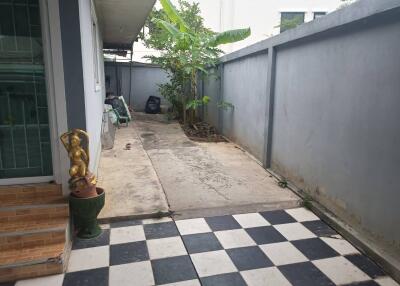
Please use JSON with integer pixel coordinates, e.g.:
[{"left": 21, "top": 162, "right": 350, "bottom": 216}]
[{"left": 69, "top": 188, "right": 105, "bottom": 239}]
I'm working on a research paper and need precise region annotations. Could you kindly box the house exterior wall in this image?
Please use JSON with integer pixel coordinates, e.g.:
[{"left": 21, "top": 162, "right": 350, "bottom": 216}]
[
  {"left": 78, "top": 0, "right": 106, "bottom": 174},
  {"left": 58, "top": 0, "right": 105, "bottom": 177},
  {"left": 59, "top": 0, "right": 87, "bottom": 131},
  {"left": 201, "top": 0, "right": 400, "bottom": 279}
]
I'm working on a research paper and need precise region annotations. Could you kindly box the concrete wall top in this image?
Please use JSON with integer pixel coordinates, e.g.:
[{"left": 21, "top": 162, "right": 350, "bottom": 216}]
[{"left": 219, "top": 0, "right": 400, "bottom": 64}]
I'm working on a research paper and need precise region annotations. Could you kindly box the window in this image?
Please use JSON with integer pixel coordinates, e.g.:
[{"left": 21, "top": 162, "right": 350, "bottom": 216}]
[
  {"left": 314, "top": 12, "right": 327, "bottom": 19},
  {"left": 280, "top": 12, "right": 305, "bottom": 33},
  {"left": 92, "top": 20, "right": 100, "bottom": 89},
  {"left": 91, "top": 0, "right": 101, "bottom": 91}
]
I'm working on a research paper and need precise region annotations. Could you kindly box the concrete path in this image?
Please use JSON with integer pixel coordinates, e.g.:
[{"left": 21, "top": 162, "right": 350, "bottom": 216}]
[
  {"left": 97, "top": 118, "right": 169, "bottom": 221},
  {"left": 133, "top": 113, "right": 300, "bottom": 219}
]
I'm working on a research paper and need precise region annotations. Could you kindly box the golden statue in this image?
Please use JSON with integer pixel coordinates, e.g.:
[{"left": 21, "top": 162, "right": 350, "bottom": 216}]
[{"left": 60, "top": 129, "right": 97, "bottom": 197}]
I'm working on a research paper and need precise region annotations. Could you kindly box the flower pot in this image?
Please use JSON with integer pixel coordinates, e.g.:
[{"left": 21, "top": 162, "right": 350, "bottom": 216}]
[{"left": 69, "top": 187, "right": 105, "bottom": 239}]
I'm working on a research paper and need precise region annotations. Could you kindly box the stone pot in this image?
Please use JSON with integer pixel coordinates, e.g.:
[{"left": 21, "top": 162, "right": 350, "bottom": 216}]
[{"left": 69, "top": 187, "right": 105, "bottom": 239}]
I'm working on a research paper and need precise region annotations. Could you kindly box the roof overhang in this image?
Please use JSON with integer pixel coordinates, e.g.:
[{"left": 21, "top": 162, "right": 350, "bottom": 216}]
[{"left": 95, "top": 0, "right": 156, "bottom": 50}]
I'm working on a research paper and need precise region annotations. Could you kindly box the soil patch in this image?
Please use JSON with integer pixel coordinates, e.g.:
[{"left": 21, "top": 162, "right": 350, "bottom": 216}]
[{"left": 181, "top": 121, "right": 227, "bottom": 142}]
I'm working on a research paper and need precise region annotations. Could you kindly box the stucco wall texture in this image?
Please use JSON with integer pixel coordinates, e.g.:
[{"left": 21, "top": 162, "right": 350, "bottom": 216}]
[{"left": 201, "top": 0, "right": 400, "bottom": 268}]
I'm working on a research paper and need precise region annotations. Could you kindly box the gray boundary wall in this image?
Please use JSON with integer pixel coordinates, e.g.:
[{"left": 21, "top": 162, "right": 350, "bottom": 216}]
[
  {"left": 201, "top": 0, "right": 400, "bottom": 279},
  {"left": 104, "top": 62, "right": 169, "bottom": 111}
]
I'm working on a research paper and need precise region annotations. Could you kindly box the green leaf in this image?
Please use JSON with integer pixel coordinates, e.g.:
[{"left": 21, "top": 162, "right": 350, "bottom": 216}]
[
  {"left": 209, "top": 28, "right": 251, "bottom": 47},
  {"left": 202, "top": 96, "right": 210, "bottom": 104},
  {"left": 194, "top": 65, "right": 208, "bottom": 74},
  {"left": 159, "top": 0, "right": 189, "bottom": 32},
  {"left": 154, "top": 19, "right": 181, "bottom": 37}
]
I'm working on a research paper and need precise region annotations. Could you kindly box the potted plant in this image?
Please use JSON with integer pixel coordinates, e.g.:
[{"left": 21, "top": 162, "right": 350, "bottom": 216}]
[{"left": 60, "top": 129, "right": 105, "bottom": 238}]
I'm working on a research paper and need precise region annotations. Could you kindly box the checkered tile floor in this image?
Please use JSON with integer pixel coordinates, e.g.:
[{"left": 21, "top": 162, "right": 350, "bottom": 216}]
[{"left": 9, "top": 208, "right": 399, "bottom": 286}]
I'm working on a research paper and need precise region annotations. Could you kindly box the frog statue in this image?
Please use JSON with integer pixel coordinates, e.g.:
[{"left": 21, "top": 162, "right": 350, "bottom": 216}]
[{"left": 60, "top": 129, "right": 97, "bottom": 198}]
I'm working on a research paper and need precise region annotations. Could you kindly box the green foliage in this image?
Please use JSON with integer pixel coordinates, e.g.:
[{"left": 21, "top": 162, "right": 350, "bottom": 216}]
[
  {"left": 278, "top": 178, "right": 288, "bottom": 188},
  {"left": 208, "top": 28, "right": 251, "bottom": 47},
  {"left": 300, "top": 193, "right": 314, "bottom": 210},
  {"left": 143, "top": 0, "right": 250, "bottom": 125},
  {"left": 217, "top": 101, "right": 234, "bottom": 111},
  {"left": 276, "top": 16, "right": 303, "bottom": 32}
]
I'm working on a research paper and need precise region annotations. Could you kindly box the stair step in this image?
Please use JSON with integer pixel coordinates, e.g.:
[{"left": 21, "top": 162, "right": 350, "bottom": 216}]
[
  {"left": 0, "top": 224, "right": 67, "bottom": 252},
  {"left": 0, "top": 204, "right": 69, "bottom": 224},
  {"left": 0, "top": 242, "right": 67, "bottom": 283},
  {"left": 0, "top": 241, "right": 66, "bottom": 267},
  {"left": 0, "top": 183, "right": 71, "bottom": 282},
  {"left": 0, "top": 183, "right": 63, "bottom": 207},
  {"left": 0, "top": 216, "right": 68, "bottom": 235}
]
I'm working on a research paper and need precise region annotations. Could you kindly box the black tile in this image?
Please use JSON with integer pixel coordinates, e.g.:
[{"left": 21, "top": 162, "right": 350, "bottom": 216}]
[
  {"left": 143, "top": 221, "right": 179, "bottom": 239},
  {"left": 245, "top": 226, "right": 287, "bottom": 245},
  {"left": 63, "top": 267, "right": 108, "bottom": 286},
  {"left": 227, "top": 246, "right": 273, "bottom": 271},
  {"left": 151, "top": 255, "right": 197, "bottom": 285},
  {"left": 292, "top": 238, "right": 339, "bottom": 260},
  {"left": 201, "top": 272, "right": 247, "bottom": 286},
  {"left": 343, "top": 281, "right": 380, "bottom": 286},
  {"left": 279, "top": 262, "right": 335, "bottom": 286},
  {"left": 110, "top": 219, "right": 142, "bottom": 228},
  {"left": 260, "top": 210, "right": 296, "bottom": 225},
  {"left": 110, "top": 241, "right": 149, "bottom": 266},
  {"left": 0, "top": 282, "right": 15, "bottom": 286},
  {"left": 345, "top": 254, "right": 386, "bottom": 279},
  {"left": 205, "top": 215, "right": 241, "bottom": 231},
  {"left": 182, "top": 233, "right": 223, "bottom": 254},
  {"left": 302, "top": 220, "right": 337, "bottom": 237},
  {"left": 73, "top": 229, "right": 110, "bottom": 250}
]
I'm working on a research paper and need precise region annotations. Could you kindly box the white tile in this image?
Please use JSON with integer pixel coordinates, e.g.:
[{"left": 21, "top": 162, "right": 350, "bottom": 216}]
[
  {"left": 175, "top": 218, "right": 211, "bottom": 235},
  {"left": 67, "top": 246, "right": 109, "bottom": 272},
  {"left": 160, "top": 279, "right": 201, "bottom": 286},
  {"left": 109, "top": 261, "right": 154, "bottom": 286},
  {"left": 110, "top": 225, "right": 145, "bottom": 245},
  {"left": 100, "top": 223, "right": 110, "bottom": 230},
  {"left": 273, "top": 222, "right": 316, "bottom": 241},
  {"left": 313, "top": 256, "right": 370, "bottom": 285},
  {"left": 233, "top": 213, "right": 271, "bottom": 228},
  {"left": 142, "top": 217, "right": 173, "bottom": 224},
  {"left": 320, "top": 236, "right": 360, "bottom": 255},
  {"left": 285, "top": 208, "right": 319, "bottom": 222},
  {"left": 190, "top": 250, "right": 237, "bottom": 277},
  {"left": 15, "top": 274, "right": 64, "bottom": 286},
  {"left": 241, "top": 267, "right": 292, "bottom": 286},
  {"left": 214, "top": 229, "right": 256, "bottom": 249},
  {"left": 147, "top": 236, "right": 187, "bottom": 259},
  {"left": 260, "top": 242, "right": 308, "bottom": 266},
  {"left": 375, "top": 276, "right": 400, "bottom": 286}
]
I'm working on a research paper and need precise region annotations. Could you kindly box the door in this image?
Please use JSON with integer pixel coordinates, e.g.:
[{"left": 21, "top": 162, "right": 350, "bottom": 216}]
[{"left": 0, "top": 0, "right": 53, "bottom": 180}]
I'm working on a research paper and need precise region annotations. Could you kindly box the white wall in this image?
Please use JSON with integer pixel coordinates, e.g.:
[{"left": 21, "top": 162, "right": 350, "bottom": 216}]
[
  {"left": 78, "top": 0, "right": 106, "bottom": 174},
  {"left": 202, "top": 0, "right": 344, "bottom": 53},
  {"left": 133, "top": 0, "right": 343, "bottom": 61}
]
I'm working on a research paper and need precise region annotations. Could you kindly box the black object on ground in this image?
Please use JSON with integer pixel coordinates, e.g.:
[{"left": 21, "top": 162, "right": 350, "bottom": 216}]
[{"left": 145, "top": 96, "right": 161, "bottom": 114}]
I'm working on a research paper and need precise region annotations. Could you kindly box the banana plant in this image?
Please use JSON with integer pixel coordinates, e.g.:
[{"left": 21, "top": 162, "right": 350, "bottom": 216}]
[{"left": 151, "top": 0, "right": 251, "bottom": 125}]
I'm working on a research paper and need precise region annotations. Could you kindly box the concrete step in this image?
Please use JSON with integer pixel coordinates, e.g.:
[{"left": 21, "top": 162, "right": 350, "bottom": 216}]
[
  {"left": 0, "top": 183, "right": 64, "bottom": 207},
  {"left": 0, "top": 204, "right": 69, "bottom": 225},
  {"left": 0, "top": 183, "right": 71, "bottom": 282},
  {"left": 0, "top": 241, "right": 68, "bottom": 283},
  {"left": 0, "top": 220, "right": 68, "bottom": 251}
]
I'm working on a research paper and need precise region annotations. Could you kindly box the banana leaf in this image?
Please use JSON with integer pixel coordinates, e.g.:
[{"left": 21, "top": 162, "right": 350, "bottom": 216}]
[
  {"left": 208, "top": 28, "right": 251, "bottom": 47},
  {"left": 159, "top": 0, "right": 189, "bottom": 32},
  {"left": 154, "top": 19, "right": 181, "bottom": 38}
]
